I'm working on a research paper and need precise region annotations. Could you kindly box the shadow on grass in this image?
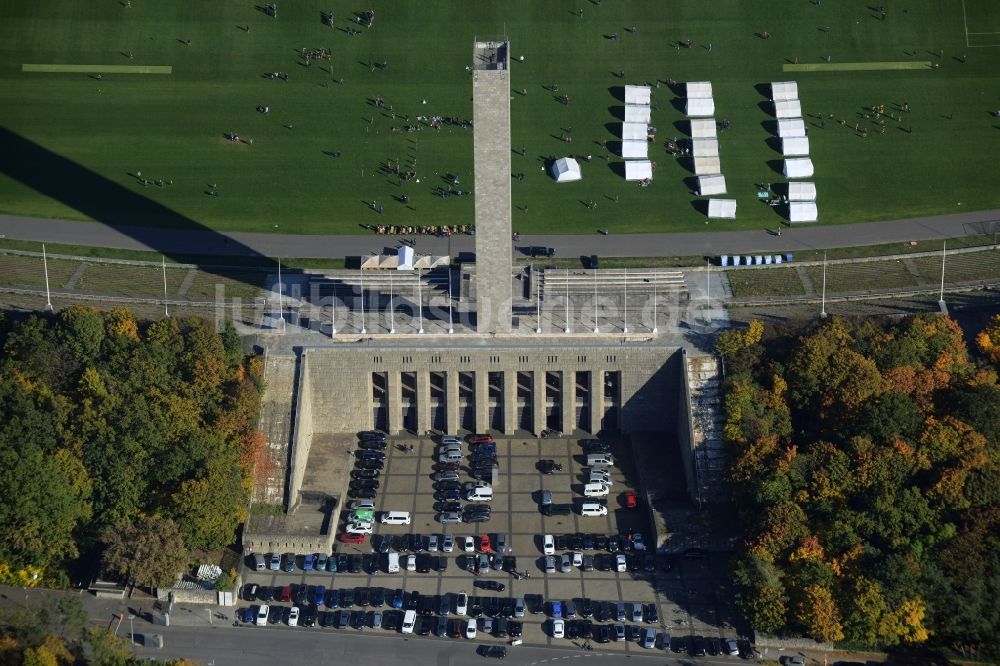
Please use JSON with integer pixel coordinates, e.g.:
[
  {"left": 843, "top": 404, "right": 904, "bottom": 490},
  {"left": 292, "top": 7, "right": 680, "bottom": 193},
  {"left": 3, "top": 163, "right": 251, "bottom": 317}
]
[{"left": 0, "top": 126, "right": 276, "bottom": 292}]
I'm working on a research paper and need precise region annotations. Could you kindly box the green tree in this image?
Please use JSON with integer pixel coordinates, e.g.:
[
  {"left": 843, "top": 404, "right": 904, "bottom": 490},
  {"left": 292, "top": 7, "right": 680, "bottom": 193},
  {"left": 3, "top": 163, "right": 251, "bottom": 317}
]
[
  {"left": 101, "top": 517, "right": 188, "bottom": 589},
  {"left": 170, "top": 455, "right": 248, "bottom": 551}
]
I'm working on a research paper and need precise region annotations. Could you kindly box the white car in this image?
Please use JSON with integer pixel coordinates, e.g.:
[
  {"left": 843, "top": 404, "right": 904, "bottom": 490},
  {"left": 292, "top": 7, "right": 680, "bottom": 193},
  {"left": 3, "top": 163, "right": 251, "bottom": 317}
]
[
  {"left": 465, "top": 620, "right": 477, "bottom": 639},
  {"left": 256, "top": 604, "right": 269, "bottom": 626},
  {"left": 345, "top": 522, "right": 373, "bottom": 535},
  {"left": 552, "top": 619, "right": 565, "bottom": 638},
  {"left": 462, "top": 536, "right": 475, "bottom": 553},
  {"left": 456, "top": 592, "right": 468, "bottom": 615},
  {"left": 616, "top": 553, "right": 627, "bottom": 572},
  {"left": 288, "top": 606, "right": 299, "bottom": 626},
  {"left": 572, "top": 551, "right": 583, "bottom": 567},
  {"left": 406, "top": 554, "right": 416, "bottom": 571},
  {"left": 442, "top": 534, "right": 455, "bottom": 552},
  {"left": 543, "top": 534, "right": 555, "bottom": 555}
]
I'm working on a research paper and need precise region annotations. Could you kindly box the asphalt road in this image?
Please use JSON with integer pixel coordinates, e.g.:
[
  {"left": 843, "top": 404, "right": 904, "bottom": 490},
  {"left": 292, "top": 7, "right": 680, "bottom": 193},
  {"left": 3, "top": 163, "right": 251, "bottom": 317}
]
[
  {"left": 1, "top": 208, "right": 998, "bottom": 259},
  {"left": 134, "top": 624, "right": 729, "bottom": 666}
]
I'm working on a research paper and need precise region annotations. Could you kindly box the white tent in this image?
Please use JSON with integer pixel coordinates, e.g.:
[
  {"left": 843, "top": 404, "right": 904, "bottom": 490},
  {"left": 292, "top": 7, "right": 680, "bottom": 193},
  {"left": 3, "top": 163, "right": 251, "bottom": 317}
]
[
  {"left": 621, "top": 139, "right": 648, "bottom": 159},
  {"left": 693, "top": 156, "right": 722, "bottom": 175},
  {"left": 622, "top": 122, "right": 648, "bottom": 141},
  {"left": 707, "top": 199, "right": 737, "bottom": 219},
  {"left": 781, "top": 136, "right": 811, "bottom": 156},
  {"left": 691, "top": 138, "right": 719, "bottom": 157},
  {"left": 771, "top": 81, "right": 799, "bottom": 102},
  {"left": 624, "top": 85, "right": 651, "bottom": 105},
  {"left": 686, "top": 81, "right": 713, "bottom": 98},
  {"left": 789, "top": 201, "right": 819, "bottom": 223},
  {"left": 776, "top": 118, "right": 806, "bottom": 138},
  {"left": 689, "top": 118, "right": 717, "bottom": 139},
  {"left": 774, "top": 99, "right": 803, "bottom": 119},
  {"left": 787, "top": 181, "right": 817, "bottom": 201},
  {"left": 396, "top": 245, "right": 414, "bottom": 270},
  {"left": 783, "top": 157, "right": 814, "bottom": 178},
  {"left": 686, "top": 97, "right": 716, "bottom": 117},
  {"left": 697, "top": 174, "right": 727, "bottom": 196},
  {"left": 624, "top": 104, "right": 651, "bottom": 123},
  {"left": 624, "top": 160, "right": 653, "bottom": 181},
  {"left": 549, "top": 157, "right": 582, "bottom": 182}
]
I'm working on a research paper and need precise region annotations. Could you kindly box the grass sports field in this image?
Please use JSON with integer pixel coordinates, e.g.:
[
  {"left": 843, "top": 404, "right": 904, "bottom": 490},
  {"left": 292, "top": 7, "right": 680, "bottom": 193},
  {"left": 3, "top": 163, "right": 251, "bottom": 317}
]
[{"left": 1, "top": 0, "right": 999, "bottom": 236}]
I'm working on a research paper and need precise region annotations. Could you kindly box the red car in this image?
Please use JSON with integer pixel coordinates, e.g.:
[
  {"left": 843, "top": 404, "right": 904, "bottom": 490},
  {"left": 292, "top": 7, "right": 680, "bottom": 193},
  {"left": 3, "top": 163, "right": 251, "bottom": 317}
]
[
  {"left": 466, "top": 434, "right": 494, "bottom": 445},
  {"left": 479, "top": 534, "right": 492, "bottom": 552},
  {"left": 339, "top": 532, "right": 367, "bottom": 544},
  {"left": 624, "top": 491, "right": 638, "bottom": 509}
]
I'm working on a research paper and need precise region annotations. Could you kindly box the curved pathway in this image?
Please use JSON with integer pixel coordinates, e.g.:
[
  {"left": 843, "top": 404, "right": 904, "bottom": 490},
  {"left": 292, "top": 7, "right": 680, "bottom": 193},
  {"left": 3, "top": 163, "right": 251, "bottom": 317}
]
[{"left": 1, "top": 209, "right": 998, "bottom": 259}]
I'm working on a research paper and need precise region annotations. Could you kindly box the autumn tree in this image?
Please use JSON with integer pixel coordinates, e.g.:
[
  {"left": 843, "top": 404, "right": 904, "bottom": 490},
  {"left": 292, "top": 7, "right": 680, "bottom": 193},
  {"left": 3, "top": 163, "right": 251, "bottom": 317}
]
[{"left": 102, "top": 517, "right": 188, "bottom": 589}]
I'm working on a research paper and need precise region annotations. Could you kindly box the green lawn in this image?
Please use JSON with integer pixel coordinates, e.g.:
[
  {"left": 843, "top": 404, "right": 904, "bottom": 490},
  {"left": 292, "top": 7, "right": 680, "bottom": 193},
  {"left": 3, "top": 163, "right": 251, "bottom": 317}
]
[{"left": 1, "top": 0, "right": 998, "bottom": 236}]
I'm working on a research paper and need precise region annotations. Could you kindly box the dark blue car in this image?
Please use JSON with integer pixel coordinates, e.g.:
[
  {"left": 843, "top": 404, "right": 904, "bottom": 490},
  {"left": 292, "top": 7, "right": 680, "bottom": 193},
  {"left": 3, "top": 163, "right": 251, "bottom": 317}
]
[
  {"left": 325, "top": 588, "right": 340, "bottom": 608},
  {"left": 356, "top": 450, "right": 386, "bottom": 461},
  {"left": 313, "top": 584, "right": 326, "bottom": 606}
]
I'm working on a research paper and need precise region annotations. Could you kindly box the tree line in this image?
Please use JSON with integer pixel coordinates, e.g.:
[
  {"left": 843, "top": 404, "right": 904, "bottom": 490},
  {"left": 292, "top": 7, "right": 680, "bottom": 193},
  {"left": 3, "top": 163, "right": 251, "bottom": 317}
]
[
  {"left": 0, "top": 307, "right": 264, "bottom": 590},
  {"left": 717, "top": 313, "right": 1000, "bottom": 660}
]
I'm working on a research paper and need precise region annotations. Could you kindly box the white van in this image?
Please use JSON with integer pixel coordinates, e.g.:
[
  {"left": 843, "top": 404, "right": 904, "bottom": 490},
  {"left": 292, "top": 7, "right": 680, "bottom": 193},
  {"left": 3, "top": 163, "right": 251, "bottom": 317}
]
[
  {"left": 465, "top": 486, "right": 494, "bottom": 502},
  {"left": 401, "top": 609, "right": 417, "bottom": 634},
  {"left": 253, "top": 553, "right": 266, "bottom": 571},
  {"left": 387, "top": 552, "right": 400, "bottom": 573},
  {"left": 588, "top": 468, "right": 613, "bottom": 484},
  {"left": 380, "top": 511, "right": 412, "bottom": 525},
  {"left": 580, "top": 501, "right": 608, "bottom": 517},
  {"left": 586, "top": 453, "right": 615, "bottom": 467},
  {"left": 256, "top": 604, "right": 270, "bottom": 626},
  {"left": 439, "top": 436, "right": 463, "bottom": 446},
  {"left": 437, "top": 449, "right": 463, "bottom": 463},
  {"left": 583, "top": 482, "right": 610, "bottom": 497}
]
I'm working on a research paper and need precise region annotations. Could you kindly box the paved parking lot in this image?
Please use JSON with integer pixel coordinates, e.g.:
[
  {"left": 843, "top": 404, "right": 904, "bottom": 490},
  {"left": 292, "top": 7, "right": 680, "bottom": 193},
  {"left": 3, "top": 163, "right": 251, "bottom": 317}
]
[{"left": 242, "top": 435, "right": 742, "bottom": 654}]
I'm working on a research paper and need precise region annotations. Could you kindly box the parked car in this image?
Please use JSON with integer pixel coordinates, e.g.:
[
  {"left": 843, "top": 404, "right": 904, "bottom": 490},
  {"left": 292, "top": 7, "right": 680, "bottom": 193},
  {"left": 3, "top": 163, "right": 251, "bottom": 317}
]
[{"left": 551, "top": 618, "right": 565, "bottom": 638}]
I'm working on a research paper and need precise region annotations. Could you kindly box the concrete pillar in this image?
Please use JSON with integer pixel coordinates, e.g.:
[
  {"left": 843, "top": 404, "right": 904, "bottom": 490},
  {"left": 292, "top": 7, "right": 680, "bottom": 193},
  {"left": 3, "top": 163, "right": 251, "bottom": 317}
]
[
  {"left": 589, "top": 368, "right": 604, "bottom": 434},
  {"left": 561, "top": 369, "right": 576, "bottom": 435},
  {"left": 446, "top": 370, "right": 460, "bottom": 435},
  {"left": 532, "top": 370, "right": 546, "bottom": 436},
  {"left": 475, "top": 370, "right": 489, "bottom": 433},
  {"left": 416, "top": 370, "right": 431, "bottom": 435},
  {"left": 503, "top": 370, "right": 517, "bottom": 434},
  {"left": 387, "top": 371, "right": 402, "bottom": 434}
]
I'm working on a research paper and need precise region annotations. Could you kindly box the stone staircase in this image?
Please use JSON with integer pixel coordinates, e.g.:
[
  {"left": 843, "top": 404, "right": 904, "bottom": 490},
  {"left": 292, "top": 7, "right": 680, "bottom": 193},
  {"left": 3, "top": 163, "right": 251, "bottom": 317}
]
[
  {"left": 686, "top": 354, "right": 728, "bottom": 503},
  {"left": 253, "top": 353, "right": 298, "bottom": 506}
]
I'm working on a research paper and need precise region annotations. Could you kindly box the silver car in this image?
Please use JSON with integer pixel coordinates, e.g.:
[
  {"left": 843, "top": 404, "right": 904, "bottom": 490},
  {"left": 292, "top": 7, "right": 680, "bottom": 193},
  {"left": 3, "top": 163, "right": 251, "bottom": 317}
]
[
  {"left": 514, "top": 597, "right": 525, "bottom": 618},
  {"left": 545, "top": 555, "right": 556, "bottom": 573},
  {"left": 437, "top": 512, "right": 462, "bottom": 524},
  {"left": 496, "top": 533, "right": 507, "bottom": 554},
  {"left": 442, "top": 534, "right": 454, "bottom": 552},
  {"left": 560, "top": 553, "right": 572, "bottom": 573},
  {"left": 427, "top": 534, "right": 439, "bottom": 552},
  {"left": 433, "top": 471, "right": 460, "bottom": 482},
  {"left": 478, "top": 553, "right": 491, "bottom": 573},
  {"left": 630, "top": 602, "right": 643, "bottom": 622}
]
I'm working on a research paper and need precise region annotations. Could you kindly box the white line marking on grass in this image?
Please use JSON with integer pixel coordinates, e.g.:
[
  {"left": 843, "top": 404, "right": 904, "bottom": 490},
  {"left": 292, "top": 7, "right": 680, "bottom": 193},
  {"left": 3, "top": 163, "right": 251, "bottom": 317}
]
[
  {"left": 962, "top": 0, "right": 970, "bottom": 47},
  {"left": 967, "top": 31, "right": 1000, "bottom": 34}
]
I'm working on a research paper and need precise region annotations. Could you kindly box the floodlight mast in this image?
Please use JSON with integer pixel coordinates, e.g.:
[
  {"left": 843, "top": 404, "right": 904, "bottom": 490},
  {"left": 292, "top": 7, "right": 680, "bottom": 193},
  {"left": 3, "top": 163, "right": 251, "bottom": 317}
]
[
  {"left": 622, "top": 268, "right": 628, "bottom": 334},
  {"left": 161, "top": 256, "right": 169, "bottom": 317},
  {"left": 417, "top": 268, "right": 424, "bottom": 333},
  {"left": 820, "top": 252, "right": 828, "bottom": 318},
  {"left": 938, "top": 241, "right": 947, "bottom": 305}
]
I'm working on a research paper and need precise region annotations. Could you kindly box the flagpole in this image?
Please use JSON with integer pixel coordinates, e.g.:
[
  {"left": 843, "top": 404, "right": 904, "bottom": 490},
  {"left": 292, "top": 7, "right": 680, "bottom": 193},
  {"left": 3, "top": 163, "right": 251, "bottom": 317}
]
[
  {"left": 161, "top": 256, "right": 169, "bottom": 317},
  {"left": 42, "top": 244, "right": 53, "bottom": 311}
]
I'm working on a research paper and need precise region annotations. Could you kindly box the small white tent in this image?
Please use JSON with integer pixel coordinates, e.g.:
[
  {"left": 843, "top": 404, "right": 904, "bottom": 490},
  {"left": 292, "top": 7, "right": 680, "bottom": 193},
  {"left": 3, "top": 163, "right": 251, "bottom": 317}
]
[
  {"left": 550, "top": 157, "right": 582, "bottom": 182},
  {"left": 686, "top": 97, "right": 716, "bottom": 117},
  {"left": 622, "top": 122, "right": 648, "bottom": 141},
  {"left": 686, "top": 81, "right": 713, "bottom": 98},
  {"left": 774, "top": 99, "right": 803, "bottom": 119},
  {"left": 707, "top": 199, "right": 737, "bottom": 219},
  {"left": 789, "top": 201, "right": 819, "bottom": 223},
  {"left": 396, "top": 245, "right": 414, "bottom": 270},
  {"left": 693, "top": 156, "right": 722, "bottom": 175},
  {"left": 783, "top": 157, "right": 814, "bottom": 178},
  {"left": 624, "top": 104, "right": 651, "bottom": 123},
  {"left": 624, "top": 160, "right": 653, "bottom": 181},
  {"left": 781, "top": 136, "right": 811, "bottom": 156},
  {"left": 624, "top": 85, "right": 651, "bottom": 105},
  {"left": 697, "top": 174, "right": 727, "bottom": 196},
  {"left": 689, "top": 118, "right": 717, "bottom": 139},
  {"left": 621, "top": 139, "right": 648, "bottom": 159},
  {"left": 776, "top": 118, "right": 806, "bottom": 138},
  {"left": 771, "top": 81, "right": 799, "bottom": 102},
  {"left": 787, "top": 181, "right": 817, "bottom": 201},
  {"left": 691, "top": 138, "right": 720, "bottom": 157}
]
